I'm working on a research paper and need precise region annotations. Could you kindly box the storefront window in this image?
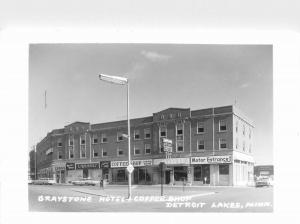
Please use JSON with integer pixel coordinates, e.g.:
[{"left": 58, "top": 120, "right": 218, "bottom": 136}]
[
  {"left": 219, "top": 164, "right": 229, "bottom": 175},
  {"left": 174, "top": 166, "right": 187, "bottom": 181},
  {"left": 112, "top": 169, "right": 128, "bottom": 182},
  {"left": 194, "top": 166, "right": 202, "bottom": 181}
]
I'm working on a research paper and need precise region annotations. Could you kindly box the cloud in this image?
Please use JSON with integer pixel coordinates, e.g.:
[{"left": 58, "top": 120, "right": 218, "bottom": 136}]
[
  {"left": 239, "top": 83, "right": 250, "bottom": 88},
  {"left": 141, "top": 50, "right": 171, "bottom": 62}
]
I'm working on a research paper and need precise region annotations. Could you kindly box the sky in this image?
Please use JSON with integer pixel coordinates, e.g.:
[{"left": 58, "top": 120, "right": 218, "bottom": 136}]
[{"left": 29, "top": 44, "right": 272, "bottom": 164}]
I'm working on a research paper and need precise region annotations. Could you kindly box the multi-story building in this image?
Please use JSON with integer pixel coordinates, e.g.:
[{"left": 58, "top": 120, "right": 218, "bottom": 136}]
[{"left": 30, "top": 105, "right": 254, "bottom": 186}]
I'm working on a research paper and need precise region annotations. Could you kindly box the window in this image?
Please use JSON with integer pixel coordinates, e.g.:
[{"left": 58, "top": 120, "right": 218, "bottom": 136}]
[
  {"left": 243, "top": 141, "right": 245, "bottom": 151},
  {"left": 177, "top": 112, "right": 182, "bottom": 117},
  {"left": 249, "top": 128, "right": 252, "bottom": 139},
  {"left": 145, "top": 144, "right": 151, "bottom": 154},
  {"left": 80, "top": 135, "right": 86, "bottom": 145},
  {"left": 194, "top": 166, "right": 202, "bottom": 181},
  {"left": 236, "top": 121, "right": 239, "bottom": 133},
  {"left": 80, "top": 146, "right": 86, "bottom": 158},
  {"left": 134, "top": 147, "right": 141, "bottom": 155},
  {"left": 93, "top": 135, "right": 98, "bottom": 144},
  {"left": 134, "top": 130, "right": 140, "bottom": 140},
  {"left": 219, "top": 139, "right": 227, "bottom": 149},
  {"left": 236, "top": 138, "right": 239, "bottom": 149},
  {"left": 160, "top": 126, "right": 167, "bottom": 137},
  {"left": 58, "top": 151, "right": 63, "bottom": 159},
  {"left": 174, "top": 166, "right": 187, "bottom": 181},
  {"left": 102, "top": 149, "right": 107, "bottom": 157},
  {"left": 93, "top": 150, "right": 99, "bottom": 158},
  {"left": 117, "top": 132, "right": 124, "bottom": 142},
  {"left": 197, "top": 122, "right": 204, "bottom": 134},
  {"left": 243, "top": 125, "right": 245, "bottom": 136},
  {"left": 57, "top": 140, "right": 62, "bottom": 147},
  {"left": 69, "top": 147, "right": 74, "bottom": 159},
  {"left": 219, "top": 120, "right": 227, "bottom": 131},
  {"left": 197, "top": 140, "right": 205, "bottom": 150},
  {"left": 176, "top": 123, "right": 183, "bottom": 136},
  {"left": 219, "top": 165, "right": 229, "bottom": 175},
  {"left": 160, "top": 115, "right": 165, "bottom": 120},
  {"left": 101, "top": 134, "right": 108, "bottom": 143},
  {"left": 177, "top": 141, "right": 184, "bottom": 152},
  {"left": 117, "top": 148, "right": 124, "bottom": 156},
  {"left": 69, "top": 136, "right": 74, "bottom": 146},
  {"left": 144, "top": 129, "right": 151, "bottom": 139}
]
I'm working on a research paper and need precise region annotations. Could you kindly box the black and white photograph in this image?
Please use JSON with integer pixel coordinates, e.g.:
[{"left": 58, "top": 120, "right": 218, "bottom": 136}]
[{"left": 28, "top": 44, "right": 273, "bottom": 212}]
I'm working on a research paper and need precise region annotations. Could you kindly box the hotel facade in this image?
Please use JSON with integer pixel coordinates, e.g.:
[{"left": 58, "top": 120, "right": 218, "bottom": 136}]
[{"left": 30, "top": 105, "right": 255, "bottom": 186}]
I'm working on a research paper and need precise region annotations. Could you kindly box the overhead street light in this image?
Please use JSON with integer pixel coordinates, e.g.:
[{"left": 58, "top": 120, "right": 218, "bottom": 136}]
[{"left": 98, "top": 73, "right": 132, "bottom": 199}]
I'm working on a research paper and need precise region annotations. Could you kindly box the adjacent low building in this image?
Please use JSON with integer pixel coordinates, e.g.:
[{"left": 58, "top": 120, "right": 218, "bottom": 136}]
[{"left": 30, "top": 105, "right": 255, "bottom": 186}]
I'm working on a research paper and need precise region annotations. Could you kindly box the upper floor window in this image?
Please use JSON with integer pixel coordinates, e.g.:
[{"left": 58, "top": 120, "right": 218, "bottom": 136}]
[
  {"left": 176, "top": 123, "right": 183, "bottom": 136},
  {"left": 219, "top": 139, "right": 227, "bottom": 149},
  {"left": 134, "top": 130, "right": 140, "bottom": 140},
  {"left": 236, "top": 138, "right": 239, "bottom": 149},
  {"left": 80, "top": 145, "right": 86, "bottom": 158},
  {"left": 236, "top": 121, "right": 239, "bottom": 133},
  {"left": 58, "top": 151, "right": 63, "bottom": 159},
  {"left": 93, "top": 135, "right": 98, "bottom": 144},
  {"left": 101, "top": 133, "right": 108, "bottom": 143},
  {"left": 219, "top": 120, "right": 227, "bottom": 132},
  {"left": 117, "top": 132, "right": 124, "bottom": 142},
  {"left": 134, "top": 147, "right": 141, "bottom": 155},
  {"left": 249, "top": 144, "right": 252, "bottom": 153},
  {"left": 249, "top": 128, "right": 252, "bottom": 139},
  {"left": 197, "top": 140, "right": 205, "bottom": 151},
  {"left": 177, "top": 141, "right": 184, "bottom": 152},
  {"left": 93, "top": 149, "right": 99, "bottom": 158},
  {"left": 80, "top": 135, "right": 86, "bottom": 145},
  {"left": 117, "top": 148, "right": 124, "bottom": 156},
  {"left": 243, "top": 141, "right": 246, "bottom": 151},
  {"left": 243, "top": 125, "right": 246, "bottom": 136},
  {"left": 197, "top": 122, "right": 204, "bottom": 134},
  {"left": 69, "top": 147, "right": 74, "bottom": 159},
  {"left": 177, "top": 112, "right": 182, "bottom": 117},
  {"left": 69, "top": 136, "right": 74, "bottom": 146},
  {"left": 160, "top": 115, "right": 165, "bottom": 120},
  {"left": 160, "top": 126, "right": 167, "bottom": 138},
  {"left": 145, "top": 144, "right": 151, "bottom": 154},
  {"left": 57, "top": 140, "right": 63, "bottom": 147},
  {"left": 144, "top": 129, "right": 151, "bottom": 139},
  {"left": 102, "top": 149, "right": 107, "bottom": 157}
]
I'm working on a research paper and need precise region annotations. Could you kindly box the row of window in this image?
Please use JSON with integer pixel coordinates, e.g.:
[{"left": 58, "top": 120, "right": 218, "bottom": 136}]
[
  {"left": 64, "top": 144, "right": 152, "bottom": 160},
  {"left": 60, "top": 138, "right": 233, "bottom": 160},
  {"left": 235, "top": 120, "right": 252, "bottom": 139},
  {"left": 235, "top": 138, "right": 252, "bottom": 153}
]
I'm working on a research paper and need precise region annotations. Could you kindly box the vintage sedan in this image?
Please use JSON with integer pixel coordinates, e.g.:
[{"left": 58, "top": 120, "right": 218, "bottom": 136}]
[
  {"left": 32, "top": 178, "right": 55, "bottom": 185},
  {"left": 71, "top": 178, "right": 99, "bottom": 186},
  {"left": 255, "top": 176, "right": 271, "bottom": 187}
]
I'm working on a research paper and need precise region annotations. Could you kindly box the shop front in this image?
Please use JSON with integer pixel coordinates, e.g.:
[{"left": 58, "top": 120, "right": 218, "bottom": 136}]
[
  {"left": 191, "top": 155, "right": 233, "bottom": 186},
  {"left": 65, "top": 162, "right": 101, "bottom": 183},
  {"left": 110, "top": 159, "right": 153, "bottom": 184},
  {"left": 153, "top": 157, "right": 190, "bottom": 185},
  {"left": 55, "top": 166, "right": 66, "bottom": 183}
]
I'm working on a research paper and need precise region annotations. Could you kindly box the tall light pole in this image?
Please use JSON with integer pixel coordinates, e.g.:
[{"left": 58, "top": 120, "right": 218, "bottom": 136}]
[{"left": 98, "top": 74, "right": 132, "bottom": 199}]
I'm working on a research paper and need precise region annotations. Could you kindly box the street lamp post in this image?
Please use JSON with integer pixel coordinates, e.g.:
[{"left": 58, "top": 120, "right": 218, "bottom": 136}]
[{"left": 98, "top": 74, "right": 132, "bottom": 199}]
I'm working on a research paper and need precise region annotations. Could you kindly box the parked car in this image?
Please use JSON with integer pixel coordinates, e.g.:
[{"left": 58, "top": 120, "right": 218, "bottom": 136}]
[
  {"left": 255, "top": 176, "right": 271, "bottom": 187},
  {"left": 71, "top": 178, "right": 99, "bottom": 186},
  {"left": 32, "top": 178, "right": 55, "bottom": 185}
]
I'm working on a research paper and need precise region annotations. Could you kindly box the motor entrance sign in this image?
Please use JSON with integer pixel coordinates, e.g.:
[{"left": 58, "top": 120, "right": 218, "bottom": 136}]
[{"left": 162, "top": 138, "right": 172, "bottom": 152}]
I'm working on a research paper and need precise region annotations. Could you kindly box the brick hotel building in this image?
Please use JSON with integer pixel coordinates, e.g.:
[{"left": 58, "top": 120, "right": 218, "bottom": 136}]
[{"left": 30, "top": 105, "right": 255, "bottom": 186}]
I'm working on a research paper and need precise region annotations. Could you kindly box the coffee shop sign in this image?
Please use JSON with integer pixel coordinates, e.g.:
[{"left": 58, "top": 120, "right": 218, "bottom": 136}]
[{"left": 111, "top": 160, "right": 152, "bottom": 168}]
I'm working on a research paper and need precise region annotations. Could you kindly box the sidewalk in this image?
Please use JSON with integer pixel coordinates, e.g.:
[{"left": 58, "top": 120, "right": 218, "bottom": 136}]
[{"left": 71, "top": 185, "right": 217, "bottom": 199}]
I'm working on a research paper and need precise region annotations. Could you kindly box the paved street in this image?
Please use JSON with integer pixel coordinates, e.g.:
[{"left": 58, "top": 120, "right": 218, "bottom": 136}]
[{"left": 29, "top": 184, "right": 273, "bottom": 212}]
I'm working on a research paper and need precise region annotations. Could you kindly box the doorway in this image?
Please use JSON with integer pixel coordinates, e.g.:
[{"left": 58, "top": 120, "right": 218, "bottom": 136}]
[
  {"left": 83, "top": 169, "right": 89, "bottom": 178},
  {"left": 165, "top": 170, "right": 171, "bottom": 184}
]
